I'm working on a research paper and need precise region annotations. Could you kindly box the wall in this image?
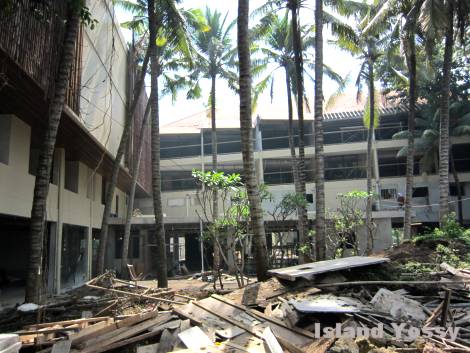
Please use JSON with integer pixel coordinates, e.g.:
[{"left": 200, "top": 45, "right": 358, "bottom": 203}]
[{"left": 80, "top": 0, "right": 128, "bottom": 158}]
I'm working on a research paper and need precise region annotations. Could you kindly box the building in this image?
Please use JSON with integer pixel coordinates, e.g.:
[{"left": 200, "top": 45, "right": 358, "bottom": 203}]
[
  {"left": 0, "top": 0, "right": 151, "bottom": 298},
  {"left": 130, "top": 95, "right": 470, "bottom": 272}
]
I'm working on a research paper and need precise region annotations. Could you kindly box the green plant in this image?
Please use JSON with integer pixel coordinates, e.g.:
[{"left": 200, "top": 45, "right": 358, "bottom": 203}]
[
  {"left": 435, "top": 244, "right": 460, "bottom": 267},
  {"left": 414, "top": 213, "right": 470, "bottom": 247}
]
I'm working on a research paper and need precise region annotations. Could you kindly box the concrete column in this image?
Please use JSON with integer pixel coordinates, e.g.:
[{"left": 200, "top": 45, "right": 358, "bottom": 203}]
[
  {"left": 255, "top": 115, "right": 264, "bottom": 184},
  {"left": 54, "top": 148, "right": 65, "bottom": 294}
]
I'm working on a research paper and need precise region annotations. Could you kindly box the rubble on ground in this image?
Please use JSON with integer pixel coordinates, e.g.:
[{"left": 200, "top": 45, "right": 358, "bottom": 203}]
[{"left": 0, "top": 256, "right": 469, "bottom": 352}]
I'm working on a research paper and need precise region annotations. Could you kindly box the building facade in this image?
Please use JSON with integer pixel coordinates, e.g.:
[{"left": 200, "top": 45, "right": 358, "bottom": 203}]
[
  {"left": 0, "top": 0, "right": 150, "bottom": 296},
  {"left": 130, "top": 98, "right": 470, "bottom": 272}
]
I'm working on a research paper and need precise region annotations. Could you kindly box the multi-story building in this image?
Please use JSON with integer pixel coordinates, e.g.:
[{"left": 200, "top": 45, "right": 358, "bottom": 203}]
[
  {"left": 0, "top": 0, "right": 151, "bottom": 297},
  {"left": 131, "top": 95, "right": 470, "bottom": 272}
]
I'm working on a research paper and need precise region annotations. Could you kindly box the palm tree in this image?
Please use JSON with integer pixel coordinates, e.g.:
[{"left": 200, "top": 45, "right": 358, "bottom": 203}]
[
  {"left": 417, "top": 0, "right": 470, "bottom": 225},
  {"left": 190, "top": 8, "right": 237, "bottom": 280},
  {"left": 363, "top": 1, "right": 425, "bottom": 240},
  {"left": 97, "top": 2, "right": 150, "bottom": 274},
  {"left": 26, "top": 2, "right": 82, "bottom": 303},
  {"left": 332, "top": 4, "right": 384, "bottom": 254},
  {"left": 237, "top": 0, "right": 269, "bottom": 280},
  {"left": 394, "top": 101, "right": 470, "bottom": 225},
  {"left": 116, "top": 2, "right": 204, "bottom": 278},
  {"left": 314, "top": 0, "right": 325, "bottom": 260},
  {"left": 253, "top": 12, "right": 344, "bottom": 260}
]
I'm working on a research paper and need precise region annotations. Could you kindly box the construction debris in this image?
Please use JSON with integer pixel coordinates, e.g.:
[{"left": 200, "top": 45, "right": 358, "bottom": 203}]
[
  {"left": 1, "top": 256, "right": 470, "bottom": 352},
  {"left": 267, "top": 256, "right": 390, "bottom": 281}
]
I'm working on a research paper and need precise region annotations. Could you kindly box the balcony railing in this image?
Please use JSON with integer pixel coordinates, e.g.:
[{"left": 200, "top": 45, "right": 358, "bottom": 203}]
[{"left": 0, "top": 0, "right": 82, "bottom": 114}]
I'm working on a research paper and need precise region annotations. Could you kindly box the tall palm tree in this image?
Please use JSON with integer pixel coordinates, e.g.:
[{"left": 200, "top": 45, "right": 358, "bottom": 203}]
[
  {"left": 333, "top": 4, "right": 384, "bottom": 254},
  {"left": 364, "top": 0, "right": 425, "bottom": 240},
  {"left": 287, "top": 0, "right": 310, "bottom": 262},
  {"left": 237, "top": 0, "right": 269, "bottom": 280},
  {"left": 253, "top": 12, "right": 344, "bottom": 260},
  {"left": 116, "top": 2, "right": 204, "bottom": 277},
  {"left": 314, "top": 0, "right": 325, "bottom": 260},
  {"left": 26, "top": 1, "right": 82, "bottom": 303},
  {"left": 190, "top": 8, "right": 237, "bottom": 279},
  {"left": 417, "top": 0, "right": 470, "bottom": 225},
  {"left": 394, "top": 101, "right": 470, "bottom": 225},
  {"left": 97, "top": 8, "right": 150, "bottom": 275}
]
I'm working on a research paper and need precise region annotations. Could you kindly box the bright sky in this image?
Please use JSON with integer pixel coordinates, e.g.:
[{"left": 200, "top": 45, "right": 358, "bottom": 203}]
[{"left": 115, "top": 1, "right": 360, "bottom": 125}]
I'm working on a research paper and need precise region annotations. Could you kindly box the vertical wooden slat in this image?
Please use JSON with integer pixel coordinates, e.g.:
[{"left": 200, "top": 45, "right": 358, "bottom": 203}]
[{"left": 0, "top": 0, "right": 82, "bottom": 115}]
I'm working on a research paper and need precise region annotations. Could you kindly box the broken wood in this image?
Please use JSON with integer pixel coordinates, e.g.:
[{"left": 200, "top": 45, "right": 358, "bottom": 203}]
[{"left": 86, "top": 283, "right": 182, "bottom": 304}]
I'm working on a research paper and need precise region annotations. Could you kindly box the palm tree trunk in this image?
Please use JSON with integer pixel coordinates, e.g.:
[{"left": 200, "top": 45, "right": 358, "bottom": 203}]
[
  {"left": 439, "top": 4, "right": 454, "bottom": 225},
  {"left": 450, "top": 148, "right": 463, "bottom": 225},
  {"left": 210, "top": 73, "right": 221, "bottom": 285},
  {"left": 365, "top": 53, "right": 375, "bottom": 254},
  {"left": 314, "top": 0, "right": 326, "bottom": 261},
  {"left": 97, "top": 43, "right": 150, "bottom": 275},
  {"left": 26, "top": 11, "right": 80, "bottom": 304},
  {"left": 289, "top": 0, "right": 309, "bottom": 263},
  {"left": 403, "top": 34, "right": 416, "bottom": 240},
  {"left": 121, "top": 100, "right": 151, "bottom": 275},
  {"left": 238, "top": 0, "right": 268, "bottom": 280},
  {"left": 148, "top": 0, "right": 167, "bottom": 288},
  {"left": 285, "top": 67, "right": 301, "bottom": 205}
]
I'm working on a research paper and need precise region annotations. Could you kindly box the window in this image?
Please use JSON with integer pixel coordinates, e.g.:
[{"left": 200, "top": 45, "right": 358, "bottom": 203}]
[
  {"left": 0, "top": 117, "right": 11, "bottom": 165},
  {"left": 131, "top": 236, "right": 140, "bottom": 259},
  {"left": 306, "top": 194, "right": 314, "bottom": 203},
  {"left": 450, "top": 183, "right": 465, "bottom": 197},
  {"left": 413, "top": 187, "right": 429, "bottom": 198},
  {"left": 115, "top": 234, "right": 140, "bottom": 259},
  {"left": 114, "top": 195, "right": 119, "bottom": 217},
  {"left": 381, "top": 188, "right": 397, "bottom": 200},
  {"left": 168, "top": 198, "right": 185, "bottom": 207},
  {"left": 64, "top": 161, "right": 79, "bottom": 193},
  {"left": 178, "top": 236, "right": 186, "bottom": 261}
]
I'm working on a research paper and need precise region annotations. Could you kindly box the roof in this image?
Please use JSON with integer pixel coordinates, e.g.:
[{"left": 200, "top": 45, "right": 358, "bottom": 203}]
[
  {"left": 322, "top": 92, "right": 409, "bottom": 121},
  {"left": 160, "top": 108, "right": 247, "bottom": 134},
  {"left": 160, "top": 93, "right": 412, "bottom": 133}
]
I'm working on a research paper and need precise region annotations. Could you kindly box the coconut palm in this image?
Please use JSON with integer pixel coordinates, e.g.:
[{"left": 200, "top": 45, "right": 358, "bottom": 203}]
[
  {"left": 189, "top": 7, "right": 237, "bottom": 282},
  {"left": 115, "top": 1, "right": 204, "bottom": 278},
  {"left": 363, "top": 1, "right": 425, "bottom": 240},
  {"left": 417, "top": 0, "right": 470, "bottom": 224},
  {"left": 331, "top": 3, "right": 387, "bottom": 254},
  {"left": 253, "top": 11, "right": 344, "bottom": 260},
  {"left": 26, "top": 1, "right": 84, "bottom": 303},
  {"left": 394, "top": 101, "right": 470, "bottom": 225},
  {"left": 237, "top": 0, "right": 269, "bottom": 280}
]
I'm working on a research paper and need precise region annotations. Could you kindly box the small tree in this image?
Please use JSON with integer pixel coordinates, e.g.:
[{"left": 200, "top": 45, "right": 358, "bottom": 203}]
[
  {"left": 266, "top": 192, "right": 308, "bottom": 267},
  {"left": 192, "top": 170, "right": 250, "bottom": 288},
  {"left": 326, "top": 190, "right": 376, "bottom": 258}
]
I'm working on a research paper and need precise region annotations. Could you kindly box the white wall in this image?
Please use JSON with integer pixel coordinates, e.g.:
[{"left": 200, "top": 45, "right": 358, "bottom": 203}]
[{"left": 80, "top": 0, "right": 128, "bottom": 158}]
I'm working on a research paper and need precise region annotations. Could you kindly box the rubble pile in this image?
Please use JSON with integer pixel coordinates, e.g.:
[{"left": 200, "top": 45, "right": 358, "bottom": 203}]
[{"left": 1, "top": 257, "right": 469, "bottom": 352}]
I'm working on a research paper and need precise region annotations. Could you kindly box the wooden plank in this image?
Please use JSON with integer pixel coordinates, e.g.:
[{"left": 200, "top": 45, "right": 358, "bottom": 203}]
[
  {"left": 71, "top": 310, "right": 159, "bottom": 346},
  {"left": 24, "top": 317, "right": 111, "bottom": 330},
  {"left": 211, "top": 294, "right": 316, "bottom": 339},
  {"left": 262, "top": 327, "right": 283, "bottom": 353},
  {"left": 79, "top": 314, "right": 172, "bottom": 352},
  {"left": 268, "top": 256, "right": 389, "bottom": 281},
  {"left": 86, "top": 283, "right": 181, "bottom": 304},
  {"left": 172, "top": 307, "right": 203, "bottom": 325},
  {"left": 303, "top": 337, "right": 335, "bottom": 353}
]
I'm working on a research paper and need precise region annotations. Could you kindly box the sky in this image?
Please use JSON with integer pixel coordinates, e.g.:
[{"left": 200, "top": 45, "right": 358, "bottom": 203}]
[{"left": 115, "top": 1, "right": 360, "bottom": 126}]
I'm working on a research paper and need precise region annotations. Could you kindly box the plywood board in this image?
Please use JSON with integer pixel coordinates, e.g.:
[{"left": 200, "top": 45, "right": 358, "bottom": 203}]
[{"left": 267, "top": 256, "right": 389, "bottom": 281}]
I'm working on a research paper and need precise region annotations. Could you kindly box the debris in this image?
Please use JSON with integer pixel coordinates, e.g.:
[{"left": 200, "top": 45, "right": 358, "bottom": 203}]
[
  {"left": 370, "top": 288, "right": 427, "bottom": 324},
  {"left": 268, "top": 256, "right": 390, "bottom": 281},
  {"left": 262, "top": 326, "right": 283, "bottom": 353},
  {"left": 289, "top": 294, "right": 365, "bottom": 313},
  {"left": 17, "top": 303, "right": 39, "bottom": 312},
  {"left": 178, "top": 326, "right": 213, "bottom": 350}
]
